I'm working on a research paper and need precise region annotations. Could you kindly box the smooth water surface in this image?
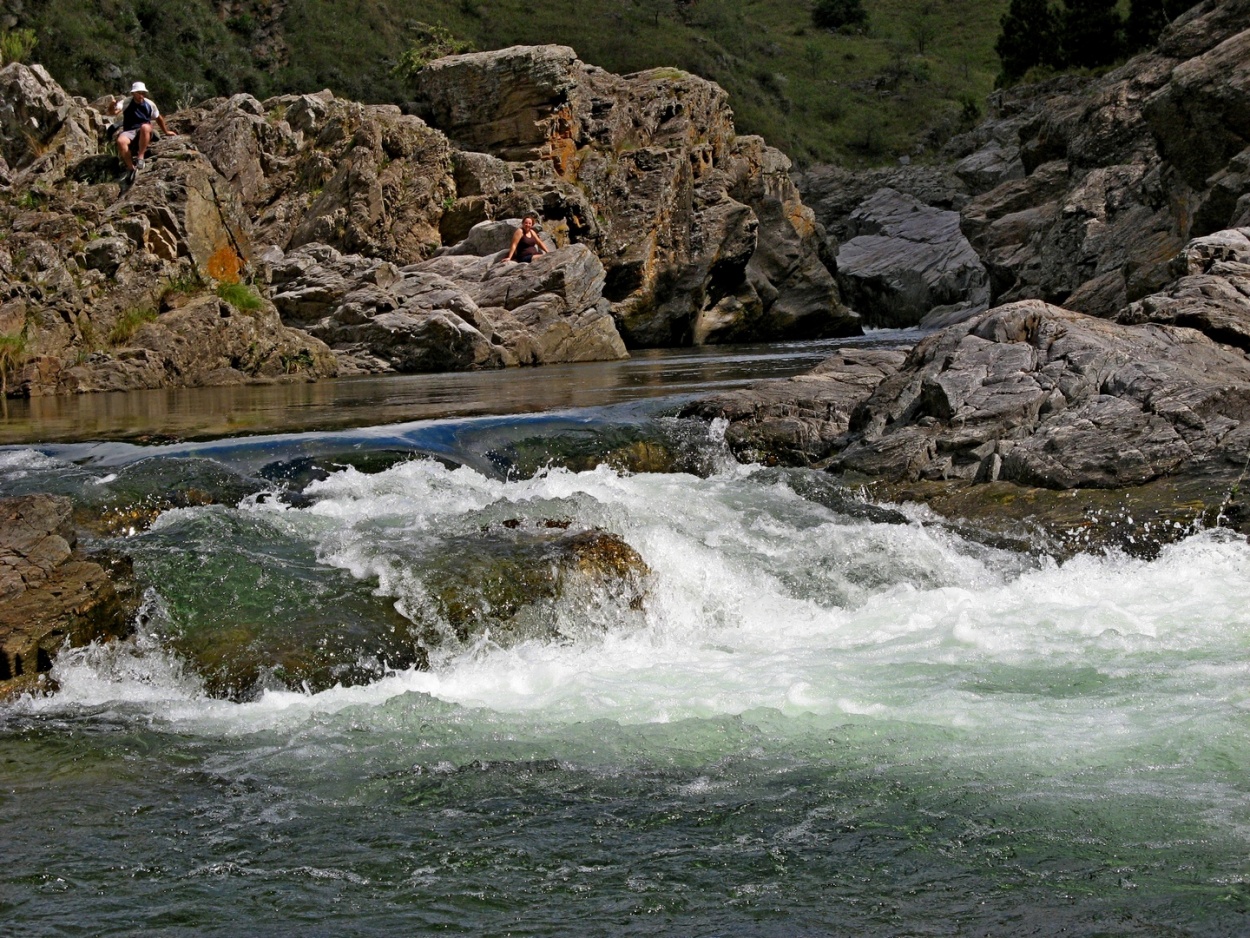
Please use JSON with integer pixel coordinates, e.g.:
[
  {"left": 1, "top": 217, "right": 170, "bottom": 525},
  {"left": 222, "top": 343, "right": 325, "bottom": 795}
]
[{"left": 0, "top": 333, "right": 913, "bottom": 446}]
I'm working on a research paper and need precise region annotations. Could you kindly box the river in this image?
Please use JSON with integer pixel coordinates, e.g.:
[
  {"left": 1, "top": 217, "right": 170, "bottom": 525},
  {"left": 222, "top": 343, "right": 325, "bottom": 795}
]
[{"left": 2, "top": 335, "right": 1248, "bottom": 936}]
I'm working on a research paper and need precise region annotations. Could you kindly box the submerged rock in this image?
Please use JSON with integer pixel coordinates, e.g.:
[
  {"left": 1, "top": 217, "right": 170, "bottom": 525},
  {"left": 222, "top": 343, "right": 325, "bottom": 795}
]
[{"left": 415, "top": 525, "right": 650, "bottom": 652}]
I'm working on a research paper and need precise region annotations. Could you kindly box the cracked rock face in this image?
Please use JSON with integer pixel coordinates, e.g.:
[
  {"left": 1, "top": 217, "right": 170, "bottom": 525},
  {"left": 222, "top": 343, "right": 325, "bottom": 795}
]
[
  {"left": 412, "top": 45, "right": 857, "bottom": 347},
  {"left": 0, "top": 494, "right": 137, "bottom": 698},
  {"left": 269, "top": 226, "right": 626, "bottom": 374},
  {"left": 834, "top": 300, "right": 1250, "bottom": 489},
  {"left": 799, "top": 0, "right": 1250, "bottom": 325},
  {"left": 834, "top": 188, "right": 989, "bottom": 329}
]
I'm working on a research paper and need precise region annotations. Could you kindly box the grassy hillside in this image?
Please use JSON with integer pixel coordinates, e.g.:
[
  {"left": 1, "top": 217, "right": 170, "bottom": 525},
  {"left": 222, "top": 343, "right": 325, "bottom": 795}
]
[{"left": 8, "top": 0, "right": 1008, "bottom": 166}]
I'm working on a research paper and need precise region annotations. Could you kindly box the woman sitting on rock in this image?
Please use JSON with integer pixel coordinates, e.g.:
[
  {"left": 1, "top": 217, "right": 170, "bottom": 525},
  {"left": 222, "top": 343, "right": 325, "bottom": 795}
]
[{"left": 502, "top": 214, "right": 551, "bottom": 263}]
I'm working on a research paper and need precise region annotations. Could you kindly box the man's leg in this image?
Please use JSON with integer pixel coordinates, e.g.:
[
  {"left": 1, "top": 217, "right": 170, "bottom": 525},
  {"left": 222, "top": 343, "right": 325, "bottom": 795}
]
[
  {"left": 116, "top": 131, "right": 135, "bottom": 170},
  {"left": 134, "top": 123, "right": 152, "bottom": 164}
]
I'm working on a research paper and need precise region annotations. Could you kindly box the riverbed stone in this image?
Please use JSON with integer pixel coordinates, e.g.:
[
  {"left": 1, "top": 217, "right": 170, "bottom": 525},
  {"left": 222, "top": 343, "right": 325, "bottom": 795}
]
[{"left": 0, "top": 494, "right": 137, "bottom": 698}]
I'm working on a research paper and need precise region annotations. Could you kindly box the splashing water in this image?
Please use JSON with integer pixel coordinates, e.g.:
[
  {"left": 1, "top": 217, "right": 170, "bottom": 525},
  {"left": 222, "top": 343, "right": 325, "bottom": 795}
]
[{"left": 3, "top": 422, "right": 1249, "bottom": 936}]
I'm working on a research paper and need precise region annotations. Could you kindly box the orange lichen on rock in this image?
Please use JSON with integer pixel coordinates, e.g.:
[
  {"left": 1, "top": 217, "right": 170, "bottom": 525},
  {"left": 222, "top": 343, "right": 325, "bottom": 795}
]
[{"left": 206, "top": 244, "right": 243, "bottom": 283}]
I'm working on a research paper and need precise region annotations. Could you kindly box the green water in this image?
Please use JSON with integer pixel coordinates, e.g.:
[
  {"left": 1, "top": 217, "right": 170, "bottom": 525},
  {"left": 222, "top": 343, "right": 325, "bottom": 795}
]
[{"left": 1, "top": 381, "right": 1248, "bottom": 936}]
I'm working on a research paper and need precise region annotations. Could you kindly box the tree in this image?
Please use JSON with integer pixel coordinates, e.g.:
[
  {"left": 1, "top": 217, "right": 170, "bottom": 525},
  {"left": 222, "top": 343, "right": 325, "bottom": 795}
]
[
  {"left": 1061, "top": 0, "right": 1123, "bottom": 69},
  {"left": 391, "top": 23, "right": 474, "bottom": 79},
  {"left": 1125, "top": 0, "right": 1201, "bottom": 52},
  {"left": 812, "top": 0, "right": 868, "bottom": 32},
  {"left": 995, "top": 0, "right": 1060, "bottom": 82}
]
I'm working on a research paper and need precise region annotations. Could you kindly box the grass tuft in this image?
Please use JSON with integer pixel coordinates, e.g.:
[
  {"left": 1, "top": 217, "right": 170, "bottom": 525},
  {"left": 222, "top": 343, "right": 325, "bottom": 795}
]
[{"left": 216, "top": 282, "right": 265, "bottom": 312}]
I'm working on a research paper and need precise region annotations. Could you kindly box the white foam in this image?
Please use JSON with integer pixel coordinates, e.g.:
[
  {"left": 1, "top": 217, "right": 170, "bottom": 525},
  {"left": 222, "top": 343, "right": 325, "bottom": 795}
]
[{"left": 16, "top": 459, "right": 1250, "bottom": 770}]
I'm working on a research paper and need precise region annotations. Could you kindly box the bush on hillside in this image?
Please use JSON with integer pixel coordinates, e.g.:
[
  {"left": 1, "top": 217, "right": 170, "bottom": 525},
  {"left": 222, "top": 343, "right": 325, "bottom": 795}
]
[
  {"left": 812, "top": 0, "right": 868, "bottom": 32},
  {"left": 1125, "top": 0, "right": 1201, "bottom": 52}
]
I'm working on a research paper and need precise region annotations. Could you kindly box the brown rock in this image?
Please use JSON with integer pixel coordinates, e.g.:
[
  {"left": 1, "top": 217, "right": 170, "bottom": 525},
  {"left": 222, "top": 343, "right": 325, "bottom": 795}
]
[{"left": 0, "top": 494, "right": 137, "bottom": 697}]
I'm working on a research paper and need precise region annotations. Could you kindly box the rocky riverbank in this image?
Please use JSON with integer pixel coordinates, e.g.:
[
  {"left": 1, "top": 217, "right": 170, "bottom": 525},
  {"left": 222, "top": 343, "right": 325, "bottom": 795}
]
[
  {"left": 689, "top": 0, "right": 1250, "bottom": 552},
  {"left": 0, "top": 45, "right": 853, "bottom": 397}
]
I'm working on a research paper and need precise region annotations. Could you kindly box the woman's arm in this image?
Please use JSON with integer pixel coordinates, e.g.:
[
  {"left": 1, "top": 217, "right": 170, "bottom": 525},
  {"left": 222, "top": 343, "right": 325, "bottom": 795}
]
[{"left": 501, "top": 228, "right": 523, "bottom": 262}]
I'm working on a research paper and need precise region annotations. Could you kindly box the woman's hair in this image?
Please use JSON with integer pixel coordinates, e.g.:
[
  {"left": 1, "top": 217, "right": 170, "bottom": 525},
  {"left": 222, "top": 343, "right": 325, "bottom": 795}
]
[{"left": 521, "top": 213, "right": 537, "bottom": 223}]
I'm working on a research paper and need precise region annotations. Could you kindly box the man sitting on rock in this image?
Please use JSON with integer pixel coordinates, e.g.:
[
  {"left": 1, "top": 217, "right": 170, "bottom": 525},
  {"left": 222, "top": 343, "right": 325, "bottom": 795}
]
[{"left": 109, "top": 81, "right": 176, "bottom": 183}]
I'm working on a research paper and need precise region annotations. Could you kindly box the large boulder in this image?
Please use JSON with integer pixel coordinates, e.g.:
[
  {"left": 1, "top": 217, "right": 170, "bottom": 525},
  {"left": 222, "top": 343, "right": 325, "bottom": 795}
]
[
  {"left": 682, "top": 347, "right": 909, "bottom": 466},
  {"left": 269, "top": 233, "right": 626, "bottom": 374},
  {"left": 412, "top": 46, "right": 857, "bottom": 346},
  {"left": 834, "top": 188, "right": 989, "bottom": 328},
  {"left": 191, "top": 91, "right": 455, "bottom": 265},
  {"left": 54, "top": 293, "right": 337, "bottom": 393},
  {"left": 0, "top": 494, "right": 137, "bottom": 698},
  {"left": 0, "top": 62, "right": 105, "bottom": 181},
  {"left": 834, "top": 300, "right": 1250, "bottom": 489}
]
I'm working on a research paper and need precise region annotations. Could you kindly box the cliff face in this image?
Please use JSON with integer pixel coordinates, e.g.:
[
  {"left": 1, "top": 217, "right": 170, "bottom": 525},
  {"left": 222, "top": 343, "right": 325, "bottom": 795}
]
[
  {"left": 411, "top": 45, "right": 856, "bottom": 346},
  {"left": 0, "top": 46, "right": 852, "bottom": 397},
  {"left": 797, "top": 0, "right": 1250, "bottom": 330},
  {"left": 691, "top": 0, "right": 1250, "bottom": 549}
]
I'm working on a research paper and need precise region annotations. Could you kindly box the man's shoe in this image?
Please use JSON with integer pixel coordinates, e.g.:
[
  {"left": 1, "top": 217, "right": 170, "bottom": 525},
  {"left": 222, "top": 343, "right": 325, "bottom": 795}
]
[
  {"left": 135, "top": 157, "right": 145, "bottom": 170},
  {"left": 126, "top": 169, "right": 137, "bottom": 185}
]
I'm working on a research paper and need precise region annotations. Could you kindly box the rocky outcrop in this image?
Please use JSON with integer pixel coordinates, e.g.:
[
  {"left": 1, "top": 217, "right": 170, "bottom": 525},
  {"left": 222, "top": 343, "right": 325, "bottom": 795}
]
[
  {"left": 1, "top": 47, "right": 852, "bottom": 395},
  {"left": 413, "top": 46, "right": 857, "bottom": 347},
  {"left": 682, "top": 348, "right": 907, "bottom": 466},
  {"left": 1115, "top": 228, "right": 1250, "bottom": 352},
  {"left": 0, "top": 494, "right": 137, "bottom": 698},
  {"left": 833, "top": 301, "right": 1250, "bottom": 489},
  {"left": 268, "top": 226, "right": 626, "bottom": 374},
  {"left": 834, "top": 188, "right": 989, "bottom": 328},
  {"left": 797, "top": 0, "right": 1250, "bottom": 326},
  {"left": 688, "top": 221, "right": 1250, "bottom": 549}
]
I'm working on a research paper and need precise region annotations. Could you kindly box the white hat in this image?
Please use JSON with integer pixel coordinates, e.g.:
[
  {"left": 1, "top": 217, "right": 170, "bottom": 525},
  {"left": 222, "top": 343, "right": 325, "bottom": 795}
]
[{"left": 129, "top": 81, "right": 148, "bottom": 94}]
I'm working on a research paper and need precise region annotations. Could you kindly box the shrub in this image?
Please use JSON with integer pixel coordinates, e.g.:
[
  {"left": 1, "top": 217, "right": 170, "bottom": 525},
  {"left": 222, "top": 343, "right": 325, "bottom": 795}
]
[
  {"left": 813, "top": 0, "right": 868, "bottom": 32},
  {"left": 108, "top": 307, "right": 158, "bottom": 345},
  {"left": 216, "top": 282, "right": 264, "bottom": 312},
  {"left": 0, "top": 28, "right": 37, "bottom": 65},
  {"left": 0, "top": 329, "right": 28, "bottom": 397},
  {"left": 391, "top": 22, "right": 474, "bottom": 79}
]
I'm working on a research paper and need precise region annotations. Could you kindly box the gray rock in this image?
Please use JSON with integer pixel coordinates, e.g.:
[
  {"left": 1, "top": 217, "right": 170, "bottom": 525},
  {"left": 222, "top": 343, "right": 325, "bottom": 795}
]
[
  {"left": 834, "top": 188, "right": 989, "bottom": 328},
  {"left": 682, "top": 348, "right": 909, "bottom": 466},
  {"left": 271, "top": 240, "right": 626, "bottom": 373},
  {"left": 953, "top": 142, "right": 1025, "bottom": 195},
  {"left": 834, "top": 301, "right": 1250, "bottom": 489}
]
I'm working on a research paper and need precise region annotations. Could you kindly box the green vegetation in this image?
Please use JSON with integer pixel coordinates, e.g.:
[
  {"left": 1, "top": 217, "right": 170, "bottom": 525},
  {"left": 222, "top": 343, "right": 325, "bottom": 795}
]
[
  {"left": 392, "top": 22, "right": 475, "bottom": 79},
  {"left": 107, "top": 306, "right": 158, "bottom": 345},
  {"left": 995, "top": 0, "right": 1202, "bottom": 84},
  {"left": 0, "top": 328, "right": 29, "bottom": 397},
  {"left": 216, "top": 282, "right": 264, "bottom": 312},
  {"left": 160, "top": 270, "right": 205, "bottom": 301},
  {"left": 8, "top": 0, "right": 1013, "bottom": 165},
  {"left": 0, "top": 27, "right": 38, "bottom": 64},
  {"left": 813, "top": 0, "right": 870, "bottom": 32}
]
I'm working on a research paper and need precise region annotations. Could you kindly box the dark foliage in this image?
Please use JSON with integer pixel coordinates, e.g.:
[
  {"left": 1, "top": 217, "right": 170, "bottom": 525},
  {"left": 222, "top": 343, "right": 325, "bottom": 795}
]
[
  {"left": 995, "top": 0, "right": 1061, "bottom": 81},
  {"left": 812, "top": 0, "right": 869, "bottom": 32},
  {"left": 1061, "top": 0, "right": 1123, "bottom": 68},
  {"left": 1125, "top": 0, "right": 1202, "bottom": 52}
]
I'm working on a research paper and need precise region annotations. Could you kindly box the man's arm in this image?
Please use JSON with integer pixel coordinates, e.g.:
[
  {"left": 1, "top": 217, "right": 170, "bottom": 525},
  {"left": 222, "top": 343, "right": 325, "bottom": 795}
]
[{"left": 156, "top": 114, "right": 177, "bottom": 136}]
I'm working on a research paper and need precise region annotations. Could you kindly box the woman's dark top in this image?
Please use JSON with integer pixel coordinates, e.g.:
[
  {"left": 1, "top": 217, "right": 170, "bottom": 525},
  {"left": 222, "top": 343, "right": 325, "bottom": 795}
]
[{"left": 516, "top": 230, "right": 542, "bottom": 262}]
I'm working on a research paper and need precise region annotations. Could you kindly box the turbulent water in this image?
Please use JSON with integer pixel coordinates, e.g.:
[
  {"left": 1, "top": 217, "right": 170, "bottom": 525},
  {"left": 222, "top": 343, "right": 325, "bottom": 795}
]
[{"left": 2, "top": 396, "right": 1249, "bottom": 936}]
